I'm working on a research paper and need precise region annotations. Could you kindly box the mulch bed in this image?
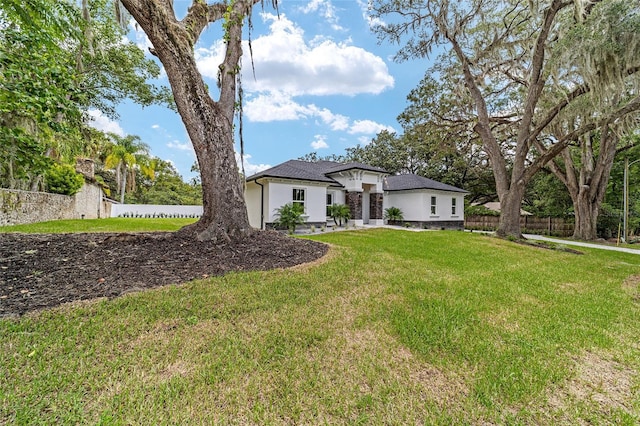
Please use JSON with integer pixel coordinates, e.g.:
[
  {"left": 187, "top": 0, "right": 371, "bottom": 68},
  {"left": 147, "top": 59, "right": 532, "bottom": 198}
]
[{"left": 0, "top": 231, "right": 328, "bottom": 318}]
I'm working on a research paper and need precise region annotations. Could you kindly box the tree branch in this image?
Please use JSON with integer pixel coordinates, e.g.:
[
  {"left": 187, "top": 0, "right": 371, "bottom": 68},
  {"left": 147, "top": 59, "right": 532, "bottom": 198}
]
[
  {"left": 515, "top": 0, "right": 571, "bottom": 156},
  {"left": 525, "top": 94, "right": 640, "bottom": 182},
  {"left": 527, "top": 65, "right": 640, "bottom": 146}
]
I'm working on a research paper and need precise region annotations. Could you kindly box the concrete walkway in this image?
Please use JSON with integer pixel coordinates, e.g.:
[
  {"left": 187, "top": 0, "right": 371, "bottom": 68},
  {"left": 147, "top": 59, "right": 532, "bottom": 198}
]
[{"left": 523, "top": 234, "right": 640, "bottom": 255}]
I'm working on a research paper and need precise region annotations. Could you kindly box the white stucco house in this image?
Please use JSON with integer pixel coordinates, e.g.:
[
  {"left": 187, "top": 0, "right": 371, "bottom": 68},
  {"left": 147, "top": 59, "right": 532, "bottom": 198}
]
[{"left": 245, "top": 160, "right": 468, "bottom": 230}]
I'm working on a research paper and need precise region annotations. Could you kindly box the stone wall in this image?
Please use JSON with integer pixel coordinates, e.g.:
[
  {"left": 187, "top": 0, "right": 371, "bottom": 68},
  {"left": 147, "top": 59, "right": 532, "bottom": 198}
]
[
  {"left": 1, "top": 189, "right": 75, "bottom": 226},
  {"left": 0, "top": 183, "right": 109, "bottom": 226}
]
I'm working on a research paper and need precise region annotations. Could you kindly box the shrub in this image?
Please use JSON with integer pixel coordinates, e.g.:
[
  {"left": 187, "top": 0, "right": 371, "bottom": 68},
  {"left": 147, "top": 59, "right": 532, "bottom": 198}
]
[
  {"left": 384, "top": 206, "right": 404, "bottom": 223},
  {"left": 274, "top": 203, "right": 305, "bottom": 233},
  {"left": 45, "top": 163, "right": 84, "bottom": 196},
  {"left": 329, "top": 204, "right": 351, "bottom": 227}
]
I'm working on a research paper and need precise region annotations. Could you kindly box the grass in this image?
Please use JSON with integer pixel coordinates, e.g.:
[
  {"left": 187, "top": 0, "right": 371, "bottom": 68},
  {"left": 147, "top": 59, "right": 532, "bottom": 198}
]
[
  {"left": 0, "top": 218, "right": 197, "bottom": 233},
  {"left": 2, "top": 224, "right": 640, "bottom": 424}
]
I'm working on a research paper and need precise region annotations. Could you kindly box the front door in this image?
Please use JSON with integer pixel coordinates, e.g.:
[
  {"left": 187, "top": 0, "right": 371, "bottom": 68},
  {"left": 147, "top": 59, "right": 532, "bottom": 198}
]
[{"left": 362, "top": 185, "right": 371, "bottom": 224}]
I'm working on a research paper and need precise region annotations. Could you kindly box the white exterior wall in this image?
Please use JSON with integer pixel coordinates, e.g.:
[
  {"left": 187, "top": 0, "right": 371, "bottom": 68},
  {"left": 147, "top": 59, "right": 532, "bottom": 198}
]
[
  {"left": 327, "top": 188, "right": 345, "bottom": 207},
  {"left": 384, "top": 190, "right": 465, "bottom": 222},
  {"left": 245, "top": 182, "right": 262, "bottom": 228},
  {"left": 111, "top": 204, "right": 203, "bottom": 217},
  {"left": 265, "top": 180, "right": 329, "bottom": 224},
  {"left": 384, "top": 191, "right": 425, "bottom": 221}
]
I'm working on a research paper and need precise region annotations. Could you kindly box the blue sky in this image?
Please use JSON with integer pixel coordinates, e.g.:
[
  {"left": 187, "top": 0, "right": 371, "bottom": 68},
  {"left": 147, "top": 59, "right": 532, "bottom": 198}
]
[{"left": 87, "top": 0, "right": 433, "bottom": 180}]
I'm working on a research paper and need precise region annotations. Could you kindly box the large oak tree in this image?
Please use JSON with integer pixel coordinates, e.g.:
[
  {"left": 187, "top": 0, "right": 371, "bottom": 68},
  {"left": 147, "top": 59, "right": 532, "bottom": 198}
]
[
  {"left": 118, "top": 0, "right": 269, "bottom": 242},
  {"left": 372, "top": 0, "right": 640, "bottom": 238}
]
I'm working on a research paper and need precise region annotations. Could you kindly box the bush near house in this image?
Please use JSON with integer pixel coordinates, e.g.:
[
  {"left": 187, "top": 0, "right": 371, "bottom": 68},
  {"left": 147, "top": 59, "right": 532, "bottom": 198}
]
[
  {"left": 274, "top": 203, "right": 305, "bottom": 233},
  {"left": 384, "top": 206, "right": 404, "bottom": 224},
  {"left": 329, "top": 204, "right": 350, "bottom": 227}
]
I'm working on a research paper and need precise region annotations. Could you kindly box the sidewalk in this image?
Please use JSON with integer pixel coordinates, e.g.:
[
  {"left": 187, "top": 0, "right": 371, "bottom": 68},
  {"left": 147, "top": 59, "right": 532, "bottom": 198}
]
[{"left": 523, "top": 234, "right": 640, "bottom": 255}]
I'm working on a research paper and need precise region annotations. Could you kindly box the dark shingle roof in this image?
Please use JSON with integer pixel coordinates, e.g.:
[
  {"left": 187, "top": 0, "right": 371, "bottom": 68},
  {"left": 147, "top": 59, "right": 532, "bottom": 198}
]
[
  {"left": 246, "top": 162, "right": 465, "bottom": 193},
  {"left": 383, "top": 174, "right": 468, "bottom": 193},
  {"left": 246, "top": 160, "right": 339, "bottom": 184},
  {"left": 323, "top": 162, "right": 388, "bottom": 174},
  {"left": 246, "top": 160, "right": 388, "bottom": 184}
]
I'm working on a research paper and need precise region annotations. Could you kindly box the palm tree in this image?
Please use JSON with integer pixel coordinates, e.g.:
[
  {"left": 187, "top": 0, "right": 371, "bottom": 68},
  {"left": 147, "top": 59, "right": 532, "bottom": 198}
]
[
  {"left": 104, "top": 133, "right": 150, "bottom": 203},
  {"left": 329, "top": 204, "right": 351, "bottom": 227}
]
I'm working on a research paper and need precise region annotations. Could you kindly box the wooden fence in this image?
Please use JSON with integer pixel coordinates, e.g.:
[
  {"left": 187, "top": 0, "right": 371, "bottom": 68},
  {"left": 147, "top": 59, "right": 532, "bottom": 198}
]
[{"left": 464, "top": 215, "right": 574, "bottom": 237}]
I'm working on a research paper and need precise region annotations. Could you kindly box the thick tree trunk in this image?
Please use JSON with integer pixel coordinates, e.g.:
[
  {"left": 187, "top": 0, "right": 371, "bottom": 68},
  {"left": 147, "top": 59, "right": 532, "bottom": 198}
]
[
  {"left": 572, "top": 188, "right": 599, "bottom": 240},
  {"left": 546, "top": 129, "right": 618, "bottom": 241},
  {"left": 120, "top": 0, "right": 252, "bottom": 242},
  {"left": 183, "top": 113, "right": 251, "bottom": 242},
  {"left": 496, "top": 183, "right": 525, "bottom": 238}
]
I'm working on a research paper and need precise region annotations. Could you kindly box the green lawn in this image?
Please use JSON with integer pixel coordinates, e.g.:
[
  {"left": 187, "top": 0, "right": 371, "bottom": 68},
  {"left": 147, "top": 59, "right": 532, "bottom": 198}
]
[
  {"left": 1, "top": 225, "right": 639, "bottom": 424},
  {"left": 0, "top": 217, "right": 197, "bottom": 233}
]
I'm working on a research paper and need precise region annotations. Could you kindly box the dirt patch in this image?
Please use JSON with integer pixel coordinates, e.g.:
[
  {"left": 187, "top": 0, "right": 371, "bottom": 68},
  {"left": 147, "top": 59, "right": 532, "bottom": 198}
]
[
  {"left": 0, "top": 231, "right": 328, "bottom": 318},
  {"left": 548, "top": 351, "right": 637, "bottom": 416},
  {"left": 622, "top": 275, "right": 640, "bottom": 302}
]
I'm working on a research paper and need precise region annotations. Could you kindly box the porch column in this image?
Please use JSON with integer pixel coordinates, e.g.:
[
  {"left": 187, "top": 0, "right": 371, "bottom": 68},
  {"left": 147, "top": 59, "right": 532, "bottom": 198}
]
[
  {"left": 346, "top": 191, "right": 363, "bottom": 225},
  {"left": 369, "top": 192, "right": 384, "bottom": 225}
]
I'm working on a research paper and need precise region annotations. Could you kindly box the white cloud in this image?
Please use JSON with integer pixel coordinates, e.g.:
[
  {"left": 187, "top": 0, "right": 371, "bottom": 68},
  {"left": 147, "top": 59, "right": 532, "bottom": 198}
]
[
  {"left": 194, "top": 40, "right": 225, "bottom": 81},
  {"left": 358, "top": 136, "right": 373, "bottom": 145},
  {"left": 244, "top": 14, "right": 394, "bottom": 96},
  {"left": 349, "top": 119, "right": 395, "bottom": 135},
  {"left": 236, "top": 153, "right": 271, "bottom": 176},
  {"left": 167, "top": 140, "right": 193, "bottom": 152},
  {"left": 245, "top": 91, "right": 309, "bottom": 122},
  {"left": 357, "top": 0, "right": 386, "bottom": 29},
  {"left": 129, "top": 19, "right": 153, "bottom": 52},
  {"left": 311, "top": 135, "right": 329, "bottom": 150},
  {"left": 194, "top": 14, "right": 394, "bottom": 97},
  {"left": 245, "top": 92, "right": 349, "bottom": 131},
  {"left": 87, "top": 109, "right": 125, "bottom": 136},
  {"left": 151, "top": 124, "right": 160, "bottom": 129},
  {"left": 299, "top": 0, "right": 344, "bottom": 31}
]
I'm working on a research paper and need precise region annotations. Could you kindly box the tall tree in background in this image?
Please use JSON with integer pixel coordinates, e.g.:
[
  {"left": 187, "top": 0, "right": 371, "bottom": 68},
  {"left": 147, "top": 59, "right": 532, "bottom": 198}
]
[
  {"left": 533, "top": 2, "right": 640, "bottom": 239},
  {"left": 118, "top": 0, "right": 273, "bottom": 242},
  {"left": 0, "top": 0, "right": 171, "bottom": 190},
  {"left": 104, "top": 133, "right": 150, "bottom": 203},
  {"left": 372, "top": 0, "right": 640, "bottom": 238}
]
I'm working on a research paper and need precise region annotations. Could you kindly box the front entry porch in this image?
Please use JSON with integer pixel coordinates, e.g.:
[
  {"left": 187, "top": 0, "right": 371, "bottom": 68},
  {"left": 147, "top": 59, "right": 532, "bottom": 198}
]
[{"left": 346, "top": 184, "right": 384, "bottom": 226}]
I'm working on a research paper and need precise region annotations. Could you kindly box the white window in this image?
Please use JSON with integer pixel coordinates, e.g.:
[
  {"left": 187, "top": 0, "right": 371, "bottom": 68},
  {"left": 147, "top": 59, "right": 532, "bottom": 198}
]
[
  {"left": 452, "top": 197, "right": 457, "bottom": 216},
  {"left": 326, "top": 192, "right": 333, "bottom": 216},
  {"left": 293, "top": 188, "right": 306, "bottom": 212},
  {"left": 430, "top": 196, "right": 437, "bottom": 215}
]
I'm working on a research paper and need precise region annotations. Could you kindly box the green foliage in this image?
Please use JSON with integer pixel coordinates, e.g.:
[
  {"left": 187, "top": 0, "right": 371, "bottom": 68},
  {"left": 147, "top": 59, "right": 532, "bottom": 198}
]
[
  {"left": 0, "top": 0, "right": 171, "bottom": 191},
  {"left": 464, "top": 205, "right": 500, "bottom": 217},
  {"left": 274, "top": 203, "right": 305, "bottom": 233},
  {"left": 128, "top": 158, "right": 202, "bottom": 205},
  {"left": 524, "top": 171, "right": 573, "bottom": 218},
  {"left": 384, "top": 206, "right": 404, "bottom": 222},
  {"left": 596, "top": 203, "right": 622, "bottom": 239},
  {"left": 45, "top": 163, "right": 84, "bottom": 196},
  {"left": 328, "top": 204, "right": 351, "bottom": 227},
  {"left": 103, "top": 133, "right": 150, "bottom": 203}
]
